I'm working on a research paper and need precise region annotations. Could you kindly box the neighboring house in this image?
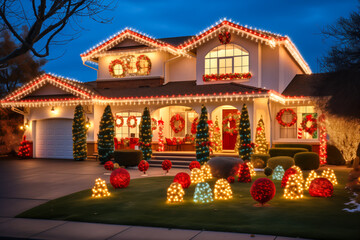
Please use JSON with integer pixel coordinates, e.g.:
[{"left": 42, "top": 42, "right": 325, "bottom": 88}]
[{"left": 0, "top": 19, "right": 320, "bottom": 159}]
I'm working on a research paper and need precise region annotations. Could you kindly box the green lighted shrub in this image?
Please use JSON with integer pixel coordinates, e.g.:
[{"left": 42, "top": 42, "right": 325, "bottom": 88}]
[
  {"left": 264, "top": 167, "right": 273, "bottom": 176},
  {"left": 267, "top": 156, "right": 295, "bottom": 170},
  {"left": 251, "top": 153, "right": 270, "bottom": 168},
  {"left": 114, "top": 150, "right": 143, "bottom": 167},
  {"left": 269, "top": 148, "right": 308, "bottom": 158},
  {"left": 274, "top": 144, "right": 312, "bottom": 152},
  {"left": 294, "top": 152, "right": 320, "bottom": 170}
]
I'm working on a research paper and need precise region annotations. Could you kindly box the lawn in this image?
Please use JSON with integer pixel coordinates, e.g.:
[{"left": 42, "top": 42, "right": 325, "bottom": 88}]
[{"left": 18, "top": 168, "right": 360, "bottom": 240}]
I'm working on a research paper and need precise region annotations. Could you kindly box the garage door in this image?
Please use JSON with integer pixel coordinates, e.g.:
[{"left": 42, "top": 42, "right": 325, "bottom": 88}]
[{"left": 35, "top": 119, "right": 73, "bottom": 159}]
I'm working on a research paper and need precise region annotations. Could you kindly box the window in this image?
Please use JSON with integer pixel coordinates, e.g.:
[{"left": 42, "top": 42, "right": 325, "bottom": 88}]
[
  {"left": 115, "top": 112, "right": 142, "bottom": 139},
  {"left": 205, "top": 44, "right": 249, "bottom": 75},
  {"left": 113, "top": 64, "right": 124, "bottom": 76},
  {"left": 127, "top": 56, "right": 137, "bottom": 75}
]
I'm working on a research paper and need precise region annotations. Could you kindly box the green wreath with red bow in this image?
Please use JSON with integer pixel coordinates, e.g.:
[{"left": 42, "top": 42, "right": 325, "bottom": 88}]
[
  {"left": 222, "top": 113, "right": 239, "bottom": 135},
  {"left": 301, "top": 114, "right": 317, "bottom": 135}
]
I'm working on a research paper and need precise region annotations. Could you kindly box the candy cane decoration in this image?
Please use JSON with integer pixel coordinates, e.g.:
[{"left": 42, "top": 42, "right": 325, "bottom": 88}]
[
  {"left": 297, "top": 127, "right": 303, "bottom": 139},
  {"left": 158, "top": 118, "right": 164, "bottom": 152}
]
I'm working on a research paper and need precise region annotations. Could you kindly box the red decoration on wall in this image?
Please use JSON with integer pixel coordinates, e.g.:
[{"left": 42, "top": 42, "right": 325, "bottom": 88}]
[
  {"left": 238, "top": 163, "right": 252, "bottom": 183},
  {"left": 138, "top": 160, "right": 149, "bottom": 174},
  {"left": 203, "top": 73, "right": 252, "bottom": 82},
  {"left": 222, "top": 113, "right": 239, "bottom": 135},
  {"left": 276, "top": 108, "right": 297, "bottom": 127},
  {"left": 18, "top": 136, "right": 32, "bottom": 158},
  {"left": 110, "top": 168, "right": 130, "bottom": 189},
  {"left": 191, "top": 117, "right": 198, "bottom": 135},
  {"left": 151, "top": 118, "right": 157, "bottom": 130},
  {"left": 170, "top": 114, "right": 185, "bottom": 133},
  {"left": 281, "top": 168, "right": 297, "bottom": 188},
  {"left": 309, "top": 178, "right": 333, "bottom": 197},
  {"left": 173, "top": 172, "right": 191, "bottom": 189},
  {"left": 115, "top": 115, "right": 124, "bottom": 128},
  {"left": 227, "top": 176, "right": 235, "bottom": 184},
  {"left": 189, "top": 161, "right": 201, "bottom": 170},
  {"left": 127, "top": 116, "right": 137, "bottom": 128},
  {"left": 109, "top": 59, "right": 128, "bottom": 77},
  {"left": 136, "top": 55, "right": 152, "bottom": 75},
  {"left": 301, "top": 114, "right": 318, "bottom": 135},
  {"left": 104, "top": 161, "right": 114, "bottom": 171},
  {"left": 162, "top": 159, "right": 172, "bottom": 173},
  {"left": 250, "top": 178, "right": 276, "bottom": 205},
  {"left": 218, "top": 31, "right": 231, "bottom": 44}
]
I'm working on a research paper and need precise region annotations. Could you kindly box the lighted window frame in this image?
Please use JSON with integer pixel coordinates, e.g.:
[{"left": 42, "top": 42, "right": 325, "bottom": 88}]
[
  {"left": 113, "top": 64, "right": 124, "bottom": 76},
  {"left": 115, "top": 112, "right": 142, "bottom": 139}
]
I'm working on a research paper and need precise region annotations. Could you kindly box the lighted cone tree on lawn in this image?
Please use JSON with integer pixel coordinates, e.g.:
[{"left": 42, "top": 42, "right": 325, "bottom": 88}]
[
  {"left": 239, "top": 104, "right": 252, "bottom": 160},
  {"left": 72, "top": 105, "right": 87, "bottom": 161},
  {"left": 213, "top": 116, "right": 222, "bottom": 152},
  {"left": 255, "top": 116, "right": 268, "bottom": 154},
  {"left": 98, "top": 105, "right": 115, "bottom": 164},
  {"left": 305, "top": 170, "right": 318, "bottom": 190},
  {"left": 284, "top": 174, "right": 304, "bottom": 199},
  {"left": 196, "top": 105, "right": 210, "bottom": 164},
  {"left": 139, "top": 107, "right": 152, "bottom": 160}
]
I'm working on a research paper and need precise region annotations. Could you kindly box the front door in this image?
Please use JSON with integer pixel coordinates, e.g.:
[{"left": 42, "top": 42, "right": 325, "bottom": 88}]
[{"left": 222, "top": 109, "right": 238, "bottom": 150}]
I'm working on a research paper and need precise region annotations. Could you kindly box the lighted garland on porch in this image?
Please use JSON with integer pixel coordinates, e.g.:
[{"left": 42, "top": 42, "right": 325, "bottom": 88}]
[
  {"left": 196, "top": 105, "right": 210, "bottom": 164},
  {"left": 139, "top": 107, "right": 152, "bottom": 160},
  {"left": 276, "top": 108, "right": 297, "bottom": 127},
  {"left": 301, "top": 114, "right": 317, "bottom": 135},
  {"left": 238, "top": 104, "right": 253, "bottom": 161},
  {"left": 72, "top": 105, "right": 87, "bottom": 161},
  {"left": 170, "top": 114, "right": 185, "bottom": 133},
  {"left": 98, "top": 105, "right": 115, "bottom": 163},
  {"left": 127, "top": 116, "right": 137, "bottom": 128}
]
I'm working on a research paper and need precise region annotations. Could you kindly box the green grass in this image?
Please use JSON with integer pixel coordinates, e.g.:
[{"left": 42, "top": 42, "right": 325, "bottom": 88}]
[{"left": 18, "top": 169, "right": 360, "bottom": 240}]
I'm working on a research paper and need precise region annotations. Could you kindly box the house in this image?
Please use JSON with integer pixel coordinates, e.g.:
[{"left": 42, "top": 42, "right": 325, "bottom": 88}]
[{"left": 0, "top": 19, "right": 321, "bottom": 160}]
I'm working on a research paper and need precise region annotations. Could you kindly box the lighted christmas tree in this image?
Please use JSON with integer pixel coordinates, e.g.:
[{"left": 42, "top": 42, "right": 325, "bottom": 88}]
[
  {"left": 139, "top": 107, "right": 152, "bottom": 160},
  {"left": 214, "top": 178, "right": 233, "bottom": 200},
  {"left": 167, "top": 182, "right": 185, "bottom": 203},
  {"left": 305, "top": 170, "right": 318, "bottom": 190},
  {"left": 213, "top": 116, "right": 222, "bottom": 152},
  {"left": 272, "top": 165, "right": 285, "bottom": 180},
  {"left": 194, "top": 182, "right": 214, "bottom": 203},
  {"left": 246, "top": 162, "right": 256, "bottom": 177},
  {"left": 284, "top": 174, "right": 304, "bottom": 199},
  {"left": 98, "top": 105, "right": 115, "bottom": 163},
  {"left": 196, "top": 105, "right": 210, "bottom": 164},
  {"left": 254, "top": 116, "right": 268, "bottom": 154},
  {"left": 201, "top": 162, "right": 213, "bottom": 180},
  {"left": 238, "top": 162, "right": 252, "bottom": 183},
  {"left": 72, "top": 105, "right": 87, "bottom": 161},
  {"left": 321, "top": 168, "right": 338, "bottom": 185},
  {"left": 238, "top": 104, "right": 252, "bottom": 160},
  {"left": 208, "top": 120, "right": 214, "bottom": 154},
  {"left": 157, "top": 118, "right": 164, "bottom": 151},
  {"left": 91, "top": 178, "right": 110, "bottom": 198},
  {"left": 18, "top": 135, "right": 31, "bottom": 158},
  {"left": 191, "top": 168, "right": 205, "bottom": 184}
]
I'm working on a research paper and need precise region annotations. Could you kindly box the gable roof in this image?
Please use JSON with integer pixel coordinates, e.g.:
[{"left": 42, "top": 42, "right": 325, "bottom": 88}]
[{"left": 282, "top": 73, "right": 325, "bottom": 97}]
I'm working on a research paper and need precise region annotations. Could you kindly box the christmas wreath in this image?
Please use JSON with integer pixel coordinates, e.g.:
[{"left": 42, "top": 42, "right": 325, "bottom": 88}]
[
  {"left": 170, "top": 114, "right": 185, "bottom": 133},
  {"left": 127, "top": 116, "right": 137, "bottom": 128},
  {"left": 191, "top": 117, "right": 198, "bottom": 134},
  {"left": 301, "top": 114, "right": 317, "bottom": 135},
  {"left": 151, "top": 118, "right": 157, "bottom": 130},
  {"left": 222, "top": 113, "right": 239, "bottom": 135},
  {"left": 109, "top": 59, "right": 128, "bottom": 77},
  {"left": 115, "top": 115, "right": 124, "bottom": 128},
  {"left": 136, "top": 55, "right": 151, "bottom": 75},
  {"left": 218, "top": 31, "right": 231, "bottom": 44},
  {"left": 276, "top": 109, "right": 297, "bottom": 127}
]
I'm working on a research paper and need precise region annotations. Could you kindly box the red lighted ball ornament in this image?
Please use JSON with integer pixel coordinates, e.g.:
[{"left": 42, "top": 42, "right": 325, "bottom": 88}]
[
  {"left": 227, "top": 176, "right": 235, "bottom": 184},
  {"left": 110, "top": 168, "right": 130, "bottom": 189},
  {"left": 250, "top": 178, "right": 276, "bottom": 205},
  {"left": 162, "top": 159, "right": 172, "bottom": 173},
  {"left": 189, "top": 161, "right": 201, "bottom": 170},
  {"left": 104, "top": 161, "right": 114, "bottom": 171},
  {"left": 173, "top": 172, "right": 191, "bottom": 189},
  {"left": 309, "top": 178, "right": 333, "bottom": 197},
  {"left": 138, "top": 160, "right": 149, "bottom": 174},
  {"left": 281, "top": 168, "right": 297, "bottom": 188}
]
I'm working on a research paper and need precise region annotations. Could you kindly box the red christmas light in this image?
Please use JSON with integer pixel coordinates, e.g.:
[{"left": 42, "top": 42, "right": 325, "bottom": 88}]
[
  {"left": 162, "top": 159, "right": 172, "bottom": 173},
  {"left": 110, "top": 168, "right": 130, "bottom": 189},
  {"left": 203, "top": 73, "right": 252, "bottom": 82},
  {"left": 138, "top": 160, "right": 149, "bottom": 174},
  {"left": 238, "top": 163, "right": 252, "bottom": 183},
  {"left": 309, "top": 178, "right": 333, "bottom": 197},
  {"left": 281, "top": 168, "right": 297, "bottom": 188},
  {"left": 227, "top": 176, "right": 235, "bottom": 183},
  {"left": 250, "top": 178, "right": 276, "bottom": 205},
  {"left": 173, "top": 172, "right": 191, "bottom": 189},
  {"left": 104, "top": 161, "right": 114, "bottom": 171},
  {"left": 189, "top": 161, "right": 201, "bottom": 170}
]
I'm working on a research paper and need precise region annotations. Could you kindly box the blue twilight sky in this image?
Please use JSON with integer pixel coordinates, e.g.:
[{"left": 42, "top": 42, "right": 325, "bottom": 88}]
[{"left": 41, "top": 0, "right": 359, "bottom": 82}]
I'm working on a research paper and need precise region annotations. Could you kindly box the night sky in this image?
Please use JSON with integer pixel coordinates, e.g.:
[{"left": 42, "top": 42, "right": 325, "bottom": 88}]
[{"left": 42, "top": 0, "right": 358, "bottom": 82}]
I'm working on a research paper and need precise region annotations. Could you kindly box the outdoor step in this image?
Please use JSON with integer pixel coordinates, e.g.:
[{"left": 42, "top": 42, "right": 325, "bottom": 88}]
[
  {"left": 151, "top": 155, "right": 196, "bottom": 161},
  {"left": 148, "top": 163, "right": 188, "bottom": 169},
  {"left": 152, "top": 152, "right": 196, "bottom": 157}
]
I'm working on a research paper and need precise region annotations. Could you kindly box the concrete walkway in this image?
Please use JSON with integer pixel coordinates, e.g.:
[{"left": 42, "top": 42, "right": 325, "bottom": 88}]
[{"left": 0, "top": 158, "right": 310, "bottom": 240}]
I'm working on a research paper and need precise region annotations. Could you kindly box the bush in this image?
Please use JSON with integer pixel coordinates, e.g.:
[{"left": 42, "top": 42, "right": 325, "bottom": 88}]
[
  {"left": 326, "top": 144, "right": 346, "bottom": 165},
  {"left": 114, "top": 150, "right": 143, "bottom": 167},
  {"left": 294, "top": 152, "right": 320, "bottom": 170},
  {"left": 274, "top": 144, "right": 312, "bottom": 152},
  {"left": 264, "top": 167, "right": 273, "bottom": 176},
  {"left": 251, "top": 154, "right": 270, "bottom": 168},
  {"left": 269, "top": 148, "right": 308, "bottom": 158},
  {"left": 208, "top": 157, "right": 243, "bottom": 179},
  {"left": 267, "top": 156, "right": 295, "bottom": 170}
]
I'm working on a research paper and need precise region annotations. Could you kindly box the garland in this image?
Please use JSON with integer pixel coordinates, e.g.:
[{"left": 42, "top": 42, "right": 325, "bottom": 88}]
[
  {"left": 151, "top": 117, "right": 157, "bottom": 130},
  {"left": 191, "top": 117, "right": 198, "bottom": 134},
  {"left": 115, "top": 115, "right": 124, "bottom": 128},
  {"left": 136, "top": 55, "right": 152, "bottom": 75},
  {"left": 222, "top": 113, "right": 239, "bottom": 135},
  {"left": 276, "top": 108, "right": 297, "bottom": 127},
  {"left": 218, "top": 31, "right": 231, "bottom": 44},
  {"left": 203, "top": 72, "right": 252, "bottom": 82},
  {"left": 109, "top": 59, "right": 128, "bottom": 77},
  {"left": 127, "top": 116, "right": 137, "bottom": 128},
  {"left": 170, "top": 114, "right": 185, "bottom": 133},
  {"left": 301, "top": 114, "right": 317, "bottom": 135}
]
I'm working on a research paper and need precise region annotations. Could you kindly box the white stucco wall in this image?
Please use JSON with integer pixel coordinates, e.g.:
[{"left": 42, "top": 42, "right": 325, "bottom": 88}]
[
  {"left": 167, "top": 57, "right": 196, "bottom": 83},
  {"left": 261, "top": 45, "right": 279, "bottom": 92}
]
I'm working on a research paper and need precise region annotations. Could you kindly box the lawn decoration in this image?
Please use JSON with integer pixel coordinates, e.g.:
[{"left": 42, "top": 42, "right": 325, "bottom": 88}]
[
  {"left": 138, "top": 160, "right": 149, "bottom": 175},
  {"left": 309, "top": 178, "right": 333, "bottom": 197},
  {"left": 264, "top": 167, "right": 273, "bottom": 176},
  {"left": 113, "top": 163, "right": 120, "bottom": 169},
  {"left": 167, "top": 182, "right": 185, "bottom": 203},
  {"left": 281, "top": 168, "right": 297, "bottom": 188},
  {"left": 18, "top": 136, "right": 31, "bottom": 158},
  {"left": 92, "top": 178, "right": 110, "bottom": 198},
  {"left": 173, "top": 172, "right": 191, "bottom": 189},
  {"left": 254, "top": 116, "right": 268, "bottom": 154},
  {"left": 276, "top": 108, "right": 297, "bottom": 127},
  {"left": 284, "top": 174, "right": 304, "bottom": 199},
  {"left": 162, "top": 160, "right": 172, "bottom": 173},
  {"left": 110, "top": 168, "right": 130, "bottom": 189},
  {"left": 201, "top": 162, "right": 213, "bottom": 180},
  {"left": 247, "top": 162, "right": 256, "bottom": 177},
  {"left": 250, "top": 178, "right": 276, "bottom": 205},
  {"left": 194, "top": 182, "right": 214, "bottom": 203},
  {"left": 196, "top": 105, "right": 210, "bottom": 164},
  {"left": 238, "top": 162, "right": 252, "bottom": 183},
  {"left": 272, "top": 165, "right": 285, "bottom": 180},
  {"left": 214, "top": 179, "right": 233, "bottom": 200},
  {"left": 291, "top": 166, "right": 304, "bottom": 182},
  {"left": 104, "top": 161, "right": 114, "bottom": 171},
  {"left": 191, "top": 168, "right": 205, "bottom": 184},
  {"left": 189, "top": 160, "right": 201, "bottom": 170},
  {"left": 321, "top": 168, "right": 338, "bottom": 185},
  {"left": 227, "top": 176, "right": 235, "bottom": 183},
  {"left": 305, "top": 170, "right": 318, "bottom": 190}
]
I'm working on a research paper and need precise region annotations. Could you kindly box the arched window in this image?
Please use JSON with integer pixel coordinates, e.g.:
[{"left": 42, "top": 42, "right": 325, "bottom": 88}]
[{"left": 205, "top": 44, "right": 249, "bottom": 75}]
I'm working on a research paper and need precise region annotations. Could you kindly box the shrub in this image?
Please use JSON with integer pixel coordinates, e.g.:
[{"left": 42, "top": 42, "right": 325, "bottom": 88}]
[
  {"left": 114, "top": 150, "right": 143, "bottom": 167},
  {"left": 267, "top": 156, "right": 295, "bottom": 170},
  {"left": 274, "top": 144, "right": 312, "bottom": 152},
  {"left": 294, "top": 152, "right": 320, "bottom": 170},
  {"left": 208, "top": 157, "right": 243, "bottom": 179},
  {"left": 269, "top": 148, "right": 308, "bottom": 158},
  {"left": 326, "top": 144, "right": 346, "bottom": 165},
  {"left": 264, "top": 167, "right": 273, "bottom": 176},
  {"left": 251, "top": 153, "right": 270, "bottom": 168}
]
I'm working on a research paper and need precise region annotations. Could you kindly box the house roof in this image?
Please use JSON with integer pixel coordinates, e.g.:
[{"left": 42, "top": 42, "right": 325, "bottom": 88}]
[{"left": 282, "top": 73, "right": 330, "bottom": 97}]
